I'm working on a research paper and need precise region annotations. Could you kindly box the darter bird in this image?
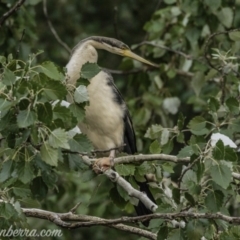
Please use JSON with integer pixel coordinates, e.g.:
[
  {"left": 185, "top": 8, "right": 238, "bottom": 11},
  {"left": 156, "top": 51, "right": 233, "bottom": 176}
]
[{"left": 66, "top": 36, "right": 157, "bottom": 226}]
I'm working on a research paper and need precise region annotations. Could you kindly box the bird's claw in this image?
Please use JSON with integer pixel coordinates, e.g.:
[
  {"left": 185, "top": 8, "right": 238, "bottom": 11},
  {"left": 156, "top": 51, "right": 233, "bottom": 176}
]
[{"left": 93, "top": 157, "right": 114, "bottom": 174}]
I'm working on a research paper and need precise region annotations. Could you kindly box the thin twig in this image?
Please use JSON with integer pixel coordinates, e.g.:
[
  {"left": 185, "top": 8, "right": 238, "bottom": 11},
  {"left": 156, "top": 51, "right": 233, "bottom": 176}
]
[
  {"left": 204, "top": 28, "right": 240, "bottom": 77},
  {"left": 16, "top": 28, "right": 25, "bottom": 58},
  {"left": 42, "top": 0, "right": 71, "bottom": 54},
  {"left": 0, "top": 0, "right": 26, "bottom": 27},
  {"left": 134, "top": 41, "right": 192, "bottom": 59},
  {"left": 93, "top": 144, "right": 126, "bottom": 154},
  {"left": 178, "top": 157, "right": 200, "bottom": 188},
  {"left": 104, "top": 68, "right": 194, "bottom": 77}
]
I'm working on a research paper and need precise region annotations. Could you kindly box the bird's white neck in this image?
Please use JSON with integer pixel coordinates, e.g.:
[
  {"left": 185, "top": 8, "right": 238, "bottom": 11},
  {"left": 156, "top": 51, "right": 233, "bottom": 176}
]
[{"left": 66, "top": 40, "right": 98, "bottom": 85}]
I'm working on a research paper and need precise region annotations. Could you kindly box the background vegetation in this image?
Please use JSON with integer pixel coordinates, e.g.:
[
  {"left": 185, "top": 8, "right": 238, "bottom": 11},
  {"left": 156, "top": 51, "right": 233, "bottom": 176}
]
[{"left": 1, "top": 0, "right": 240, "bottom": 239}]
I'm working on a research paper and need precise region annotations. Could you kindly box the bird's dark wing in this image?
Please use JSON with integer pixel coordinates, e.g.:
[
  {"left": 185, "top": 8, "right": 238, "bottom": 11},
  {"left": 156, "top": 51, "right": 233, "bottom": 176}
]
[
  {"left": 104, "top": 70, "right": 155, "bottom": 226},
  {"left": 123, "top": 110, "right": 137, "bottom": 154},
  {"left": 104, "top": 70, "right": 137, "bottom": 154}
]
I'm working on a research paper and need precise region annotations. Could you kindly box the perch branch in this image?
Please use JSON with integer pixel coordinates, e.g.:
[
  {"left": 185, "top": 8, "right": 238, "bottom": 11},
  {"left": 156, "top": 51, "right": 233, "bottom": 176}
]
[{"left": 82, "top": 156, "right": 158, "bottom": 212}]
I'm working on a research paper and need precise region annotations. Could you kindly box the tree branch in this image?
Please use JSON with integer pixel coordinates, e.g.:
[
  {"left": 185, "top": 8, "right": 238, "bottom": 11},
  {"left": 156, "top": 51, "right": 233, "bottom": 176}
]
[
  {"left": 82, "top": 156, "right": 158, "bottom": 212},
  {"left": 113, "top": 153, "right": 190, "bottom": 164},
  {"left": 134, "top": 41, "right": 193, "bottom": 59},
  {"left": 204, "top": 27, "right": 240, "bottom": 77},
  {"left": 42, "top": 0, "right": 71, "bottom": 54},
  {"left": 104, "top": 68, "right": 194, "bottom": 77},
  {"left": 0, "top": 0, "right": 26, "bottom": 27},
  {"left": 76, "top": 152, "right": 240, "bottom": 182},
  {"left": 21, "top": 206, "right": 240, "bottom": 239},
  {"left": 23, "top": 207, "right": 156, "bottom": 240}
]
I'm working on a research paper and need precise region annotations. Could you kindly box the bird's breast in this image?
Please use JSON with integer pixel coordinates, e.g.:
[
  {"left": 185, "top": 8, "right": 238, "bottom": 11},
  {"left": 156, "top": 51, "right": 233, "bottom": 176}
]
[{"left": 79, "top": 71, "right": 125, "bottom": 151}]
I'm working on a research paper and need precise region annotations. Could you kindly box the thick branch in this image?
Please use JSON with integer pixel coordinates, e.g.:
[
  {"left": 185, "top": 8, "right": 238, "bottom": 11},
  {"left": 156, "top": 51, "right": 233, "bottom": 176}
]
[
  {"left": 0, "top": 0, "right": 26, "bottom": 27},
  {"left": 22, "top": 207, "right": 240, "bottom": 233},
  {"left": 23, "top": 208, "right": 156, "bottom": 240},
  {"left": 113, "top": 154, "right": 190, "bottom": 164},
  {"left": 82, "top": 156, "right": 158, "bottom": 212}
]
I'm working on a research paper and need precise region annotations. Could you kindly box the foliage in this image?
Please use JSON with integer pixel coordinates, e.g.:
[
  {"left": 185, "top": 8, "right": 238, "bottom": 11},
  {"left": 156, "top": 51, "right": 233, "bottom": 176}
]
[{"left": 1, "top": 0, "right": 240, "bottom": 240}]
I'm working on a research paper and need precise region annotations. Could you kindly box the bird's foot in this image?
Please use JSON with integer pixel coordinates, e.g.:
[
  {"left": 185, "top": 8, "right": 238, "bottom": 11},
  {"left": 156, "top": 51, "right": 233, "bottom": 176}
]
[{"left": 93, "top": 157, "right": 114, "bottom": 174}]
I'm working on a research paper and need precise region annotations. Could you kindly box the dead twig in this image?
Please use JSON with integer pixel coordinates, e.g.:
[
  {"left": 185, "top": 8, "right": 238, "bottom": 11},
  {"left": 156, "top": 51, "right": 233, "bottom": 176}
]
[
  {"left": 0, "top": 0, "right": 26, "bottom": 27},
  {"left": 42, "top": 0, "right": 71, "bottom": 54}
]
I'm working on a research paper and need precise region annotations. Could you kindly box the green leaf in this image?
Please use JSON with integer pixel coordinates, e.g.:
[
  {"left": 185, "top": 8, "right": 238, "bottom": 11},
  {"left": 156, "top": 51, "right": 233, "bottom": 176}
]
[
  {"left": 37, "top": 102, "right": 53, "bottom": 125},
  {"left": 213, "top": 140, "right": 237, "bottom": 162},
  {"left": 185, "top": 192, "right": 195, "bottom": 206},
  {"left": 0, "top": 98, "right": 13, "bottom": 116},
  {"left": 74, "top": 85, "right": 89, "bottom": 103},
  {"left": 196, "top": 162, "right": 205, "bottom": 183},
  {"left": 225, "top": 146, "right": 237, "bottom": 162},
  {"left": 68, "top": 134, "right": 93, "bottom": 153},
  {"left": 157, "top": 226, "right": 169, "bottom": 239},
  {"left": 40, "top": 61, "right": 64, "bottom": 80},
  {"left": 30, "top": 176, "right": 48, "bottom": 200},
  {"left": 145, "top": 124, "right": 163, "bottom": 139},
  {"left": 208, "top": 97, "right": 220, "bottom": 112},
  {"left": 2, "top": 68, "right": 16, "bottom": 85},
  {"left": 164, "top": 0, "right": 176, "bottom": 4},
  {"left": 49, "top": 128, "right": 70, "bottom": 149},
  {"left": 80, "top": 62, "right": 101, "bottom": 79},
  {"left": 149, "top": 140, "right": 161, "bottom": 154},
  {"left": 0, "top": 55, "right": 6, "bottom": 64},
  {"left": 17, "top": 110, "right": 37, "bottom": 128},
  {"left": 162, "top": 140, "right": 173, "bottom": 154},
  {"left": 205, "top": 190, "right": 224, "bottom": 212},
  {"left": 167, "top": 229, "right": 186, "bottom": 240},
  {"left": 161, "top": 128, "right": 169, "bottom": 145},
  {"left": 68, "top": 154, "right": 86, "bottom": 170},
  {"left": 226, "top": 97, "right": 239, "bottom": 114},
  {"left": 177, "top": 132, "right": 185, "bottom": 143},
  {"left": 53, "top": 104, "right": 72, "bottom": 122},
  {"left": 69, "top": 103, "right": 85, "bottom": 122},
  {"left": 229, "top": 31, "right": 240, "bottom": 41},
  {"left": 177, "top": 146, "right": 194, "bottom": 158},
  {"left": 0, "top": 160, "right": 13, "bottom": 182},
  {"left": 0, "top": 202, "right": 17, "bottom": 219},
  {"left": 43, "top": 80, "right": 67, "bottom": 100},
  {"left": 210, "top": 161, "right": 232, "bottom": 189},
  {"left": 186, "top": 220, "right": 205, "bottom": 239},
  {"left": 42, "top": 170, "right": 58, "bottom": 188},
  {"left": 217, "top": 7, "right": 233, "bottom": 28},
  {"left": 81, "top": 169, "right": 96, "bottom": 182},
  {"left": 18, "top": 162, "right": 35, "bottom": 184},
  {"left": 115, "top": 164, "right": 135, "bottom": 176},
  {"left": 109, "top": 187, "right": 127, "bottom": 209},
  {"left": 204, "top": 0, "right": 221, "bottom": 12},
  {"left": 172, "top": 188, "right": 180, "bottom": 204},
  {"left": 13, "top": 187, "right": 31, "bottom": 198},
  {"left": 40, "top": 142, "right": 59, "bottom": 166},
  {"left": 212, "top": 140, "right": 225, "bottom": 160},
  {"left": 191, "top": 71, "right": 205, "bottom": 96},
  {"left": 177, "top": 113, "right": 185, "bottom": 130},
  {"left": 137, "top": 162, "right": 153, "bottom": 176},
  {"left": 188, "top": 116, "right": 209, "bottom": 135}
]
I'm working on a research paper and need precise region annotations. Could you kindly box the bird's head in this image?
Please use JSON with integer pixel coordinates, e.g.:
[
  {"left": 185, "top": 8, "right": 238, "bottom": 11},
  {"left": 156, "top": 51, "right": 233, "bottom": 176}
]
[{"left": 87, "top": 36, "right": 158, "bottom": 68}]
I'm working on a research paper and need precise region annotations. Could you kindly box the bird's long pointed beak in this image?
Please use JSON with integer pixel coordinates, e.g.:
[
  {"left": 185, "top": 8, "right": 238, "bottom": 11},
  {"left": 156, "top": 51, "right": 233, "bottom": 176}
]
[{"left": 123, "top": 49, "right": 159, "bottom": 68}]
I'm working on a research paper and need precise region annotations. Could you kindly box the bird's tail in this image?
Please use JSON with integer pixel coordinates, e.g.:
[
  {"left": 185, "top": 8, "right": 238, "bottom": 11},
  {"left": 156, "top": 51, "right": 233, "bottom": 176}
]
[{"left": 134, "top": 180, "right": 156, "bottom": 227}]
